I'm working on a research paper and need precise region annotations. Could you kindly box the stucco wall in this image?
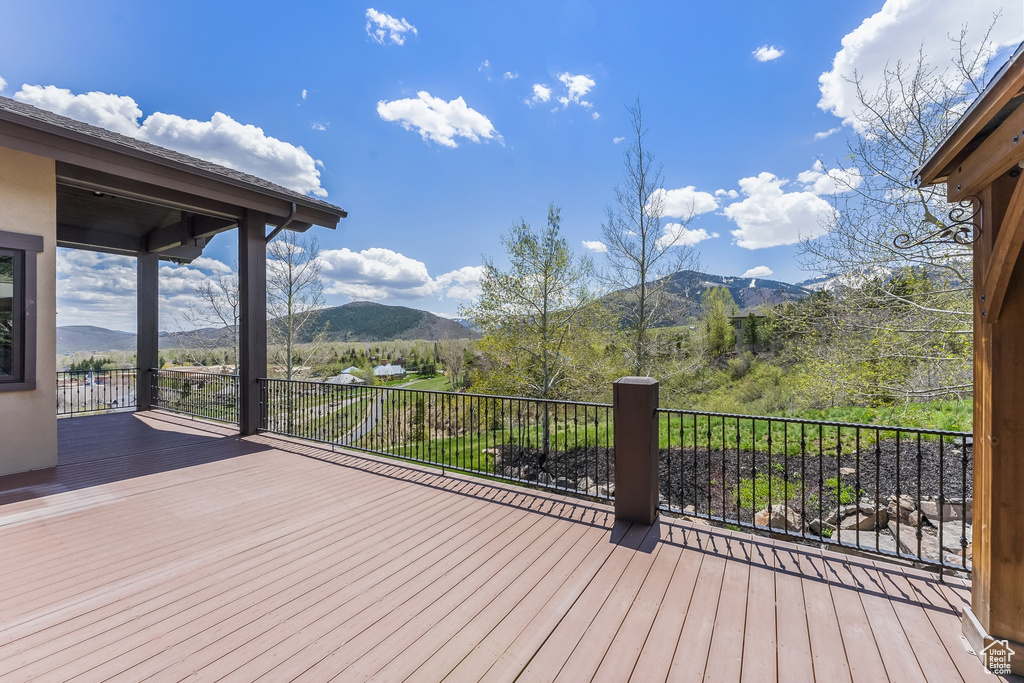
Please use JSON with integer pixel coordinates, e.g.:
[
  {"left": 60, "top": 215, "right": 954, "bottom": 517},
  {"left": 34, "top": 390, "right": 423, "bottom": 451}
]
[{"left": 0, "top": 146, "right": 57, "bottom": 476}]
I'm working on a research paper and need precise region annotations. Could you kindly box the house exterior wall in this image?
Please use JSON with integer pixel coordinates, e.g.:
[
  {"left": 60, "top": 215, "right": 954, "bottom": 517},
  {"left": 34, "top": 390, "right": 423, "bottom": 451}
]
[{"left": 0, "top": 146, "right": 57, "bottom": 475}]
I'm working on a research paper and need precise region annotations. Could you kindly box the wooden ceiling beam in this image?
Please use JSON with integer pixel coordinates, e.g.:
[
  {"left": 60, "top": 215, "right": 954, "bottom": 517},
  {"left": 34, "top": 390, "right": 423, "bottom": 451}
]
[
  {"left": 947, "top": 103, "right": 1024, "bottom": 202},
  {"left": 56, "top": 164, "right": 242, "bottom": 220},
  {"left": 57, "top": 224, "right": 143, "bottom": 254},
  {"left": 57, "top": 223, "right": 206, "bottom": 262},
  {"left": 145, "top": 214, "right": 235, "bottom": 253},
  {"left": 982, "top": 176, "right": 1024, "bottom": 324}
]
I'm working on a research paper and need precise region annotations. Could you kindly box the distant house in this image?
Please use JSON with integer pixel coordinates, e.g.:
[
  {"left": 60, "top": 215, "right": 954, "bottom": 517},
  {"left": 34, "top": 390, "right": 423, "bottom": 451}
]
[
  {"left": 325, "top": 373, "right": 364, "bottom": 386},
  {"left": 373, "top": 364, "right": 406, "bottom": 381},
  {"left": 340, "top": 366, "right": 361, "bottom": 374},
  {"left": 729, "top": 310, "right": 765, "bottom": 352}
]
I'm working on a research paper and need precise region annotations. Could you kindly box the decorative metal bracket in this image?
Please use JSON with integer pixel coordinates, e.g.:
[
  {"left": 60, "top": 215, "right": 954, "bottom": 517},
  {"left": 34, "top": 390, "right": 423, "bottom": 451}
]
[{"left": 893, "top": 196, "right": 981, "bottom": 249}]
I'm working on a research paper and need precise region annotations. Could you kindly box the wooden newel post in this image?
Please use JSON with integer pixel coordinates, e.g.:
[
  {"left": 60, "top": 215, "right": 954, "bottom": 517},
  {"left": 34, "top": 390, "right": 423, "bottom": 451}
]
[{"left": 613, "top": 376, "right": 659, "bottom": 525}]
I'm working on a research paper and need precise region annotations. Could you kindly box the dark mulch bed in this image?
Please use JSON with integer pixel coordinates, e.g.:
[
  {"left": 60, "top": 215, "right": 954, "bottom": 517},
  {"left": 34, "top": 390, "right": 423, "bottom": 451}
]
[{"left": 492, "top": 439, "right": 972, "bottom": 524}]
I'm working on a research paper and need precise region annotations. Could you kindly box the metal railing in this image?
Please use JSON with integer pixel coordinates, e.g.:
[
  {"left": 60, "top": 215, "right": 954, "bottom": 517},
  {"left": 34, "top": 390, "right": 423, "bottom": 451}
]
[
  {"left": 656, "top": 408, "right": 972, "bottom": 570},
  {"left": 57, "top": 369, "right": 138, "bottom": 416},
  {"left": 259, "top": 379, "right": 614, "bottom": 501},
  {"left": 152, "top": 369, "right": 239, "bottom": 423}
]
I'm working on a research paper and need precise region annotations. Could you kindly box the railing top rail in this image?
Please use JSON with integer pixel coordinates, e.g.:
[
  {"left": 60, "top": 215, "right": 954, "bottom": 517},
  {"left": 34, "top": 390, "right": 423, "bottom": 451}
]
[
  {"left": 259, "top": 377, "right": 613, "bottom": 408},
  {"left": 655, "top": 406, "right": 971, "bottom": 438}
]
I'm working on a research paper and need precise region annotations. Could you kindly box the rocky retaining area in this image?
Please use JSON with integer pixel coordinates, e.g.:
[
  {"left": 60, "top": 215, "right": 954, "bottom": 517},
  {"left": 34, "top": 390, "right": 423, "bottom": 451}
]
[{"left": 489, "top": 437, "right": 971, "bottom": 567}]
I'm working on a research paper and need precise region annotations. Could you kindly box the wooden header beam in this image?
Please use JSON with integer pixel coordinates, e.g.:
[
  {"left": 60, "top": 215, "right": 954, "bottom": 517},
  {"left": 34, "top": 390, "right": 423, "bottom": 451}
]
[{"left": 948, "top": 103, "right": 1024, "bottom": 202}]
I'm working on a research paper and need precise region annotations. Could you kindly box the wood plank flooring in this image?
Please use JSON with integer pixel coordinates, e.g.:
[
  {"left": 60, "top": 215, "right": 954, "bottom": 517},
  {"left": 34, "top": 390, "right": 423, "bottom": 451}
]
[{"left": 0, "top": 411, "right": 990, "bottom": 681}]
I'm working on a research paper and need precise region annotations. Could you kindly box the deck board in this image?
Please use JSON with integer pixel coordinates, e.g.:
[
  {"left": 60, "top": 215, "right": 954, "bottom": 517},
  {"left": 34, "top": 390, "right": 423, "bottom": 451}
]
[{"left": 0, "top": 411, "right": 985, "bottom": 682}]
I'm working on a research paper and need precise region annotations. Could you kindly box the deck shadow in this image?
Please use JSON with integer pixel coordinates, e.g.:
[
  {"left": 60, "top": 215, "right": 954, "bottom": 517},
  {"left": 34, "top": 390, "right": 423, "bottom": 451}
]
[{"left": 0, "top": 411, "right": 270, "bottom": 505}]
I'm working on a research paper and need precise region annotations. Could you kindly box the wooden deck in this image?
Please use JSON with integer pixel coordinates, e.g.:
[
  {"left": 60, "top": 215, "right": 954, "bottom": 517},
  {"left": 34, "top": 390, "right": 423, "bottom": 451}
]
[{"left": 0, "top": 411, "right": 993, "bottom": 681}]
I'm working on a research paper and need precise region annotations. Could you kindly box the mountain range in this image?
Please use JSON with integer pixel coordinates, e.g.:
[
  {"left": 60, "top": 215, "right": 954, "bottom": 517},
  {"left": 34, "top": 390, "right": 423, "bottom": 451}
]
[
  {"left": 57, "top": 301, "right": 474, "bottom": 355},
  {"left": 57, "top": 270, "right": 817, "bottom": 354}
]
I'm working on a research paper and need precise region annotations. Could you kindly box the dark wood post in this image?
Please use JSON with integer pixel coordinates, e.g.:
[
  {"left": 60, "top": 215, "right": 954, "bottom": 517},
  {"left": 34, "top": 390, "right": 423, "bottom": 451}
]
[
  {"left": 136, "top": 252, "right": 159, "bottom": 411},
  {"left": 238, "top": 209, "right": 267, "bottom": 435},
  {"left": 613, "top": 376, "right": 659, "bottom": 525}
]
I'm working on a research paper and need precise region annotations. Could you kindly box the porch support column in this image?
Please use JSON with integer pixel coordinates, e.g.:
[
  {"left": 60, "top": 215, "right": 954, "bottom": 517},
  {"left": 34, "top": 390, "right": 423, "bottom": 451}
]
[
  {"left": 238, "top": 209, "right": 267, "bottom": 436},
  {"left": 964, "top": 173, "right": 1024, "bottom": 673},
  {"left": 136, "top": 252, "right": 159, "bottom": 411},
  {"left": 613, "top": 376, "right": 659, "bottom": 525}
]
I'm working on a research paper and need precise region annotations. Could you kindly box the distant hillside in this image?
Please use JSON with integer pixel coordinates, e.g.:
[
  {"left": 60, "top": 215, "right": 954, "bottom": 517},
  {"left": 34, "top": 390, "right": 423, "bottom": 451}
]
[
  {"left": 56, "top": 326, "right": 137, "bottom": 355},
  {"left": 57, "top": 301, "right": 475, "bottom": 354},
  {"left": 603, "top": 270, "right": 810, "bottom": 326},
  {"left": 301, "top": 301, "right": 475, "bottom": 342}
]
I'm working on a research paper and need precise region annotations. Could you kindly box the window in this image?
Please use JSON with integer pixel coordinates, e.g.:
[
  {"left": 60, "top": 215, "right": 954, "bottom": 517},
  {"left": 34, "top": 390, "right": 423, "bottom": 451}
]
[{"left": 0, "top": 231, "right": 42, "bottom": 392}]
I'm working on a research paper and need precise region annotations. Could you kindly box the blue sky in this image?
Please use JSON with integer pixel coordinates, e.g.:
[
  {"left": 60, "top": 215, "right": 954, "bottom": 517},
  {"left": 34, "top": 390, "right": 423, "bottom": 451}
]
[{"left": 0, "top": 1, "right": 1020, "bottom": 331}]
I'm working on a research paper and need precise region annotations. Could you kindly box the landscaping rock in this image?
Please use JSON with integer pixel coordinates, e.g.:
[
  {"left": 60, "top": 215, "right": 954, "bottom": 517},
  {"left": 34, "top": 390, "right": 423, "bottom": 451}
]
[
  {"left": 536, "top": 472, "right": 553, "bottom": 486},
  {"left": 808, "top": 518, "right": 836, "bottom": 536},
  {"left": 836, "top": 526, "right": 900, "bottom": 554},
  {"left": 939, "top": 521, "right": 972, "bottom": 554},
  {"left": 907, "top": 510, "right": 929, "bottom": 528},
  {"left": 840, "top": 467, "right": 856, "bottom": 476},
  {"left": 754, "top": 504, "right": 804, "bottom": 532},
  {"left": 887, "top": 520, "right": 942, "bottom": 561},
  {"left": 841, "top": 510, "right": 886, "bottom": 531},
  {"left": 919, "top": 499, "right": 951, "bottom": 521},
  {"left": 682, "top": 504, "right": 696, "bottom": 516}
]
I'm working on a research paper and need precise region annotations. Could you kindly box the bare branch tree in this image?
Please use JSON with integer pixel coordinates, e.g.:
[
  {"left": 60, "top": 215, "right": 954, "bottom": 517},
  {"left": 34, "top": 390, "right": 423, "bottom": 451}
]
[
  {"left": 179, "top": 271, "right": 239, "bottom": 368},
  {"left": 793, "top": 24, "right": 1001, "bottom": 405},
  {"left": 267, "top": 231, "right": 326, "bottom": 380},
  {"left": 602, "top": 98, "right": 700, "bottom": 376}
]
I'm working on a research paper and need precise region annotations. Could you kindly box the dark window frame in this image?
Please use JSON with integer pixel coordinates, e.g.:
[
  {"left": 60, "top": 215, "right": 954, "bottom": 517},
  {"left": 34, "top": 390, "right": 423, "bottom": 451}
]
[{"left": 0, "top": 230, "right": 43, "bottom": 392}]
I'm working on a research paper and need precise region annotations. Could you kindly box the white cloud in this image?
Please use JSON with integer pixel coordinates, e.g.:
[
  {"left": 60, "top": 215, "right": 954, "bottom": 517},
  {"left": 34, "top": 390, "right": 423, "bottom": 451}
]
[
  {"left": 301, "top": 89, "right": 308, "bottom": 100},
  {"left": 814, "top": 127, "right": 840, "bottom": 140},
  {"left": 715, "top": 188, "right": 739, "bottom": 199},
  {"left": 753, "top": 45, "right": 785, "bottom": 62},
  {"left": 795, "top": 159, "right": 863, "bottom": 195},
  {"left": 503, "top": 71, "right": 519, "bottom": 80},
  {"left": 653, "top": 186, "right": 719, "bottom": 218},
  {"left": 55, "top": 249, "right": 236, "bottom": 332},
  {"left": 655, "top": 224, "right": 718, "bottom": 250},
  {"left": 189, "top": 256, "right": 234, "bottom": 274},
  {"left": 722, "top": 159, "right": 864, "bottom": 248},
  {"left": 0, "top": 75, "right": 7, "bottom": 92},
  {"left": 478, "top": 60, "right": 490, "bottom": 72},
  {"left": 312, "top": 122, "right": 327, "bottom": 131},
  {"left": 741, "top": 266, "right": 774, "bottom": 278},
  {"left": 582, "top": 240, "right": 608, "bottom": 253},
  {"left": 365, "top": 8, "right": 417, "bottom": 45},
  {"left": 434, "top": 266, "right": 484, "bottom": 300},
  {"left": 319, "top": 247, "right": 481, "bottom": 301},
  {"left": 14, "top": 84, "right": 327, "bottom": 197},
  {"left": 724, "top": 172, "right": 838, "bottom": 249},
  {"left": 818, "top": 0, "right": 1022, "bottom": 131},
  {"left": 591, "top": 112, "right": 600, "bottom": 120},
  {"left": 613, "top": 136, "right": 625, "bottom": 144},
  {"left": 556, "top": 72, "right": 595, "bottom": 108},
  {"left": 377, "top": 91, "right": 499, "bottom": 148},
  {"left": 526, "top": 83, "right": 552, "bottom": 106}
]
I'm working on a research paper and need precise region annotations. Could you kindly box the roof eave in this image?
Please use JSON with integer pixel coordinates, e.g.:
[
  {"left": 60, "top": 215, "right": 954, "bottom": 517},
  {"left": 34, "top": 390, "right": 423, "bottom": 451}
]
[
  {"left": 919, "top": 42, "right": 1024, "bottom": 186},
  {"left": 0, "top": 104, "right": 347, "bottom": 229}
]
